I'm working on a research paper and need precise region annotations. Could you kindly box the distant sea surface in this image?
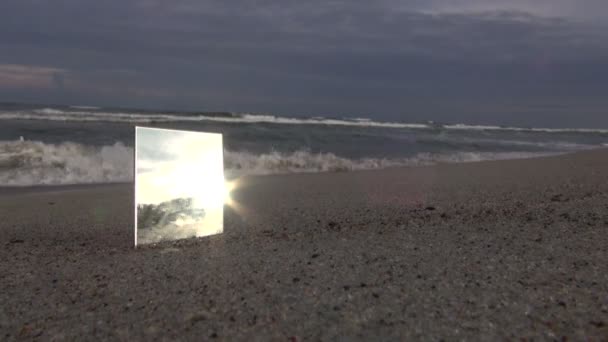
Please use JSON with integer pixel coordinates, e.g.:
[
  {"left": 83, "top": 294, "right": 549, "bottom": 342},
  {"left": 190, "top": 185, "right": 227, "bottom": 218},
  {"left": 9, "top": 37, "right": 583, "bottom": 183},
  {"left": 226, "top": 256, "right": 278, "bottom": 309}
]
[{"left": 1, "top": 102, "right": 607, "bottom": 186}]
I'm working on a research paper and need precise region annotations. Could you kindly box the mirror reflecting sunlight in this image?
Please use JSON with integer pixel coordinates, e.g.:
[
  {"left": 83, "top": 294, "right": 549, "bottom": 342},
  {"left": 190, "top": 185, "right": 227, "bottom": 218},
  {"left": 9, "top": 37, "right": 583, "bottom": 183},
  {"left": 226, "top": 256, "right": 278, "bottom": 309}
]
[{"left": 135, "top": 127, "right": 227, "bottom": 246}]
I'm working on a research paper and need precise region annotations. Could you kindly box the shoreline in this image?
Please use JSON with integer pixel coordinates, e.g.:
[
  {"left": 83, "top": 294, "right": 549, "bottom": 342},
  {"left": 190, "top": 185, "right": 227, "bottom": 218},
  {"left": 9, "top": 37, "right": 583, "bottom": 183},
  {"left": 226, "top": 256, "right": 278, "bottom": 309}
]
[
  {"left": 1, "top": 148, "right": 604, "bottom": 195},
  {"left": 0, "top": 182, "right": 131, "bottom": 196}
]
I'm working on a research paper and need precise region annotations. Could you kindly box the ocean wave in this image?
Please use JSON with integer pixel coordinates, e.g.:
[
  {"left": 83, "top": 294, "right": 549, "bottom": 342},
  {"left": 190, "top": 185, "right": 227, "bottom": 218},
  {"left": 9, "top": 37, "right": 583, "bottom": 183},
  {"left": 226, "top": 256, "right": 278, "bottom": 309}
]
[
  {"left": 0, "top": 140, "right": 133, "bottom": 186},
  {"left": 457, "top": 137, "right": 594, "bottom": 151},
  {"left": 444, "top": 123, "right": 608, "bottom": 134},
  {"left": 1, "top": 108, "right": 607, "bottom": 134},
  {"left": 224, "top": 149, "right": 558, "bottom": 177},
  {"left": 0, "top": 108, "right": 429, "bottom": 129},
  {"left": 0, "top": 139, "right": 560, "bottom": 186},
  {"left": 69, "top": 105, "right": 102, "bottom": 110}
]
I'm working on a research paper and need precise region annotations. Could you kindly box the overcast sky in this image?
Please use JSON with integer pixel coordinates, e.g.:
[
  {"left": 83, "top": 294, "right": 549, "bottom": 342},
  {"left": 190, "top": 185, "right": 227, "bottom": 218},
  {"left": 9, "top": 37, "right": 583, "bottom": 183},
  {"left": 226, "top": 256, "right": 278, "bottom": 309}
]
[{"left": 1, "top": 0, "right": 607, "bottom": 127}]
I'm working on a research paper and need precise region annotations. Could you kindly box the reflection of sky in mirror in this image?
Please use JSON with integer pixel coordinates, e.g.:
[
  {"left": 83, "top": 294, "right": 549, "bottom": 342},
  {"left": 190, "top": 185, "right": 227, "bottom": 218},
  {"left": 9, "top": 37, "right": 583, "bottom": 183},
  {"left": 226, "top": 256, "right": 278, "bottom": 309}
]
[
  {"left": 136, "top": 129, "right": 189, "bottom": 175},
  {"left": 136, "top": 127, "right": 224, "bottom": 245},
  {"left": 136, "top": 127, "right": 223, "bottom": 205}
]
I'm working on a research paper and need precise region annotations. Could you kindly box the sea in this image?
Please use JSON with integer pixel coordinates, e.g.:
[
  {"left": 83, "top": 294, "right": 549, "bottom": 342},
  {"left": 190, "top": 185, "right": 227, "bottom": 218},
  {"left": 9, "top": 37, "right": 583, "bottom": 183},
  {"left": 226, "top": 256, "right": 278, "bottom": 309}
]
[{"left": 1, "top": 102, "right": 607, "bottom": 186}]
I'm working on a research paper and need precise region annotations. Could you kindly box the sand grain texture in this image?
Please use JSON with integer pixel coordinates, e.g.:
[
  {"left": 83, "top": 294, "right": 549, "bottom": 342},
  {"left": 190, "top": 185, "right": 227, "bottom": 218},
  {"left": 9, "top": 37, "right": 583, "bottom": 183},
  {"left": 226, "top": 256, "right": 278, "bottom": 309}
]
[{"left": 1, "top": 150, "right": 608, "bottom": 340}]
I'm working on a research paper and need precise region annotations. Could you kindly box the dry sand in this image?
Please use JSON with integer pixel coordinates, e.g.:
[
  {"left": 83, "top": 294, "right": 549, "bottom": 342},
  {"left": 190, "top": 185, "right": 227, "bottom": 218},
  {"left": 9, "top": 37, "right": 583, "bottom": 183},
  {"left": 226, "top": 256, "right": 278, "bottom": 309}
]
[{"left": 1, "top": 150, "right": 607, "bottom": 340}]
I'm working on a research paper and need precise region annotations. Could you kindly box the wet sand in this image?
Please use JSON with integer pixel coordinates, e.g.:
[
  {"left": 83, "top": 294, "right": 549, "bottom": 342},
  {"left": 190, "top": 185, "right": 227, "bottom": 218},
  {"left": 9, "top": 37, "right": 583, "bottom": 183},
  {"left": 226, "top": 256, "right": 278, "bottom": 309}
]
[{"left": 1, "top": 150, "right": 607, "bottom": 340}]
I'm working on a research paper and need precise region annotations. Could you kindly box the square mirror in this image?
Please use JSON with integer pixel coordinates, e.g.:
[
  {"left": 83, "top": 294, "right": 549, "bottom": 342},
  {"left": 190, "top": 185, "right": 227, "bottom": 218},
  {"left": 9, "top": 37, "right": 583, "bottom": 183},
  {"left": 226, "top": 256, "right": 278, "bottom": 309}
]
[{"left": 135, "top": 127, "right": 224, "bottom": 246}]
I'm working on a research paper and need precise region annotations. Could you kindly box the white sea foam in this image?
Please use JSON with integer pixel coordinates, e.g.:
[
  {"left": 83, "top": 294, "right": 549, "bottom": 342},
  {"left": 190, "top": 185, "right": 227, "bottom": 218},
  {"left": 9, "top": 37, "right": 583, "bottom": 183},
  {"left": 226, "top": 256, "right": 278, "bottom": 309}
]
[
  {"left": 0, "top": 108, "right": 429, "bottom": 129},
  {"left": 444, "top": 123, "right": 608, "bottom": 134},
  {"left": 223, "top": 149, "right": 559, "bottom": 177},
  {"left": 0, "top": 140, "right": 133, "bottom": 186},
  {"left": 1, "top": 108, "right": 607, "bottom": 134},
  {"left": 0, "top": 139, "right": 562, "bottom": 186}
]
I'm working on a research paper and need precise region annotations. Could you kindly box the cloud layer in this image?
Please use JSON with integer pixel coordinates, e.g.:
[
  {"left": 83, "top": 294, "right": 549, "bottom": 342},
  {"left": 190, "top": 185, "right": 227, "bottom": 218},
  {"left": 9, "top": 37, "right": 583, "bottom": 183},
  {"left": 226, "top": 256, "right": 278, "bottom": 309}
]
[{"left": 0, "top": 0, "right": 607, "bottom": 127}]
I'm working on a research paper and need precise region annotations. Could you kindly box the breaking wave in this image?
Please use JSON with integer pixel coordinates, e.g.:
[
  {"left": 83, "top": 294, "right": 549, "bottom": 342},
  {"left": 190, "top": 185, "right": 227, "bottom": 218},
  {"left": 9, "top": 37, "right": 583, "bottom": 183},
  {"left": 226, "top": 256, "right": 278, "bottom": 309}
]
[
  {"left": 1, "top": 108, "right": 607, "bottom": 134},
  {"left": 0, "top": 140, "right": 133, "bottom": 186},
  {"left": 0, "top": 139, "right": 559, "bottom": 186},
  {"left": 444, "top": 123, "right": 608, "bottom": 134},
  {"left": 223, "top": 150, "right": 557, "bottom": 177},
  {"left": 0, "top": 108, "right": 429, "bottom": 129}
]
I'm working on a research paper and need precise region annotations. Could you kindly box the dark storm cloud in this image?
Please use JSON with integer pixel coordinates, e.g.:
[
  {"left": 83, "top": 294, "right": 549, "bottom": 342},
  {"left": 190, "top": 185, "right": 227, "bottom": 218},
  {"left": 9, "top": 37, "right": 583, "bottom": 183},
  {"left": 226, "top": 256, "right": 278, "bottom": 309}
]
[{"left": 0, "top": 0, "right": 607, "bottom": 127}]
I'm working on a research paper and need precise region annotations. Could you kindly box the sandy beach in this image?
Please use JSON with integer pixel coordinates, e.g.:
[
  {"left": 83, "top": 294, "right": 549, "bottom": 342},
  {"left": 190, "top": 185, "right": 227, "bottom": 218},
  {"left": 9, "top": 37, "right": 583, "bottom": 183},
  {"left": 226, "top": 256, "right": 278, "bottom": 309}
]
[{"left": 1, "top": 149, "right": 607, "bottom": 340}]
